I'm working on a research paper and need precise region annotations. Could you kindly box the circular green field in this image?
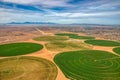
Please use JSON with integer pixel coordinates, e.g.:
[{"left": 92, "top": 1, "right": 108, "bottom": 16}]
[
  {"left": 71, "top": 35, "right": 95, "bottom": 39},
  {"left": 45, "top": 41, "right": 92, "bottom": 52},
  {"left": 55, "top": 33, "right": 78, "bottom": 37},
  {"left": 54, "top": 50, "right": 120, "bottom": 80},
  {"left": 85, "top": 40, "right": 120, "bottom": 47},
  {"left": 33, "top": 36, "right": 69, "bottom": 41},
  {"left": 0, "top": 56, "right": 58, "bottom": 80},
  {"left": 56, "top": 33, "right": 95, "bottom": 39},
  {"left": 0, "top": 42, "right": 43, "bottom": 56},
  {"left": 113, "top": 47, "right": 120, "bottom": 55}
]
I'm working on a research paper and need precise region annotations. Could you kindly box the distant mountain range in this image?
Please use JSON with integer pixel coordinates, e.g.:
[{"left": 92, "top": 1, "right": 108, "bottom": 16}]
[
  {"left": 8, "top": 22, "right": 57, "bottom": 24},
  {"left": 6, "top": 22, "right": 120, "bottom": 26}
]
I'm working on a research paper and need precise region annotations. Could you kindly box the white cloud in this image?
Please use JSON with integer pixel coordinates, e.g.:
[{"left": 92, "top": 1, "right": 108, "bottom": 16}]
[
  {"left": 45, "top": 11, "right": 120, "bottom": 18},
  {"left": 0, "top": 2, "right": 120, "bottom": 25},
  {"left": 3, "top": 0, "right": 73, "bottom": 8},
  {"left": 0, "top": 8, "right": 46, "bottom": 23},
  {"left": 86, "top": 0, "right": 120, "bottom": 10},
  {"left": 3, "top": 0, "right": 37, "bottom": 4},
  {"left": 68, "top": 12, "right": 120, "bottom": 17}
]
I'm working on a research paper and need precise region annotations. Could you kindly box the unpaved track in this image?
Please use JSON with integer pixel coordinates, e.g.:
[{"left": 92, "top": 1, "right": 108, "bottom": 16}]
[{"left": 35, "top": 28, "right": 46, "bottom": 35}]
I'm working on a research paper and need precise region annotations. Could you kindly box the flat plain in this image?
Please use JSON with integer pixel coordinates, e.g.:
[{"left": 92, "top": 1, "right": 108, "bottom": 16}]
[{"left": 0, "top": 25, "right": 120, "bottom": 80}]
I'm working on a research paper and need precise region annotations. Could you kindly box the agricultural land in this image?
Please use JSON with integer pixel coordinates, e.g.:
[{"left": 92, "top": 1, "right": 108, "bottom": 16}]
[{"left": 0, "top": 25, "right": 120, "bottom": 80}]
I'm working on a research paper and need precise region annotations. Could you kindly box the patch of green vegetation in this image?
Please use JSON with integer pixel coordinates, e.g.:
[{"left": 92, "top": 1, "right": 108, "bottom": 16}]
[
  {"left": 45, "top": 41, "right": 93, "bottom": 52},
  {"left": 56, "top": 33, "right": 78, "bottom": 37},
  {"left": 71, "top": 35, "right": 95, "bottom": 39},
  {"left": 33, "top": 36, "right": 69, "bottom": 41},
  {"left": 85, "top": 40, "right": 120, "bottom": 47},
  {"left": 56, "top": 33, "right": 95, "bottom": 39},
  {"left": 113, "top": 47, "right": 120, "bottom": 55},
  {"left": 54, "top": 50, "right": 120, "bottom": 80},
  {"left": 0, "top": 56, "right": 58, "bottom": 80},
  {"left": 0, "top": 42, "right": 43, "bottom": 56}
]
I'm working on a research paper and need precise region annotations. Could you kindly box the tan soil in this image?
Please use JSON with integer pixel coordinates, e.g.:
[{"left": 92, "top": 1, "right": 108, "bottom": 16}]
[
  {"left": 96, "top": 37, "right": 105, "bottom": 40},
  {"left": 93, "top": 46, "right": 113, "bottom": 52}
]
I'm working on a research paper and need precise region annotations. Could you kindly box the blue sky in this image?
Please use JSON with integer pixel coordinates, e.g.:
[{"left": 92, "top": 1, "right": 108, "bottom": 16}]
[{"left": 0, "top": 0, "right": 120, "bottom": 25}]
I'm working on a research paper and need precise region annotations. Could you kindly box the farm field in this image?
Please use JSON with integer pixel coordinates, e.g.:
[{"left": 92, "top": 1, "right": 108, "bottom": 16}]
[
  {"left": 85, "top": 40, "right": 120, "bottom": 47},
  {"left": 56, "top": 33, "right": 95, "bottom": 39},
  {"left": 0, "top": 56, "right": 58, "bottom": 80},
  {"left": 33, "top": 36, "right": 69, "bottom": 42},
  {"left": 45, "top": 41, "right": 93, "bottom": 52},
  {"left": 0, "top": 26, "right": 120, "bottom": 80},
  {"left": 55, "top": 33, "right": 78, "bottom": 37},
  {"left": 54, "top": 50, "right": 120, "bottom": 80},
  {"left": 113, "top": 47, "right": 120, "bottom": 55},
  {"left": 0, "top": 42, "right": 43, "bottom": 56}
]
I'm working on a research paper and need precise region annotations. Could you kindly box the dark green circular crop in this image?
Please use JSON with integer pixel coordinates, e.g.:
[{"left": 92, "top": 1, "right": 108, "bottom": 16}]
[
  {"left": 0, "top": 42, "right": 43, "bottom": 56},
  {"left": 56, "top": 33, "right": 95, "bottom": 39},
  {"left": 85, "top": 40, "right": 120, "bottom": 46},
  {"left": 113, "top": 47, "right": 120, "bottom": 55},
  {"left": 54, "top": 50, "right": 120, "bottom": 80}
]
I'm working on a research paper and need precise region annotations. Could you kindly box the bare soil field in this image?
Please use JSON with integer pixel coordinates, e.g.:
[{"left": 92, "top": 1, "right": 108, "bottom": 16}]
[{"left": 0, "top": 27, "right": 42, "bottom": 44}]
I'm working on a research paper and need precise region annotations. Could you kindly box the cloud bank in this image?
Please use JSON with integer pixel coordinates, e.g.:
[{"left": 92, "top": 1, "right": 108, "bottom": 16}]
[{"left": 0, "top": 0, "right": 120, "bottom": 25}]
